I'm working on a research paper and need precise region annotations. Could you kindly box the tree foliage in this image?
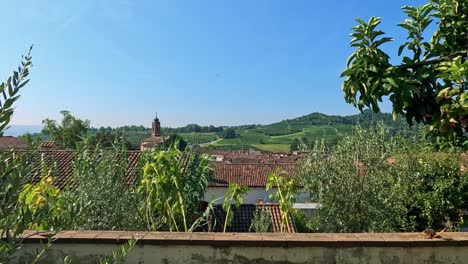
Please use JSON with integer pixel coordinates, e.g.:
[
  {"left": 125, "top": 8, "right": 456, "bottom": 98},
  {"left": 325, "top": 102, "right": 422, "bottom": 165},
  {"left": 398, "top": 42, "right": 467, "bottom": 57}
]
[
  {"left": 290, "top": 136, "right": 310, "bottom": 152},
  {"left": 223, "top": 128, "right": 237, "bottom": 139},
  {"left": 89, "top": 128, "right": 131, "bottom": 149},
  {"left": 42, "top": 111, "right": 90, "bottom": 149},
  {"left": 341, "top": 0, "right": 467, "bottom": 147},
  {"left": 300, "top": 124, "right": 468, "bottom": 232}
]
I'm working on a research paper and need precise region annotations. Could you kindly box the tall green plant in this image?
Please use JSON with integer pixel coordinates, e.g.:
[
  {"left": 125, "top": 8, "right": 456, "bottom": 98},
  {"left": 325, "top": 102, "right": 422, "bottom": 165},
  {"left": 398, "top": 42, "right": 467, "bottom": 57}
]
[
  {"left": 0, "top": 47, "right": 33, "bottom": 261},
  {"left": 0, "top": 150, "right": 35, "bottom": 262},
  {"left": 222, "top": 183, "right": 249, "bottom": 232},
  {"left": 138, "top": 145, "right": 212, "bottom": 232},
  {"left": 266, "top": 171, "right": 297, "bottom": 233},
  {"left": 0, "top": 46, "right": 33, "bottom": 135}
]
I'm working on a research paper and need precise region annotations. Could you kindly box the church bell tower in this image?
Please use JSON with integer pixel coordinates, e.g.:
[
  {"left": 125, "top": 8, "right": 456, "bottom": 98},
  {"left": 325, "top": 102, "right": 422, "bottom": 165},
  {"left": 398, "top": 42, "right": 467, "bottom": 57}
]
[{"left": 152, "top": 114, "right": 161, "bottom": 137}]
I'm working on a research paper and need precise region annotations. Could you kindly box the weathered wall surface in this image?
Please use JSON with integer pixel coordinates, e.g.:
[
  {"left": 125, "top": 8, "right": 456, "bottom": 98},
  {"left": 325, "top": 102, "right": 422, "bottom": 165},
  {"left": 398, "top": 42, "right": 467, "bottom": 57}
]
[{"left": 13, "top": 231, "right": 468, "bottom": 264}]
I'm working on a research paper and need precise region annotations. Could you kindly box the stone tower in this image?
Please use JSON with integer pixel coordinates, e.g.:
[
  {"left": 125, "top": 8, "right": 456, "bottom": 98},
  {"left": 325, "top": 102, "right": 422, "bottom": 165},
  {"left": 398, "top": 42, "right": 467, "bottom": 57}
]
[{"left": 152, "top": 114, "right": 161, "bottom": 137}]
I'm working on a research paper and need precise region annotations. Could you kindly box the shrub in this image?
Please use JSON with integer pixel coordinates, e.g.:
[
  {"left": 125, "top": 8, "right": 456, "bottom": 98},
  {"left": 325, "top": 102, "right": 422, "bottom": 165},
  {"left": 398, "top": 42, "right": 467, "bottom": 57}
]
[
  {"left": 300, "top": 123, "right": 467, "bottom": 232},
  {"left": 61, "top": 139, "right": 142, "bottom": 230},
  {"left": 250, "top": 208, "right": 272, "bottom": 232}
]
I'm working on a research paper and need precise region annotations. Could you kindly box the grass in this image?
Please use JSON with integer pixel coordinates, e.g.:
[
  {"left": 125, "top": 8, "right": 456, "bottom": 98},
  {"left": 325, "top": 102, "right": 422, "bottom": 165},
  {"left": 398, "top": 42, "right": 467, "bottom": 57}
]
[
  {"left": 217, "top": 130, "right": 269, "bottom": 145},
  {"left": 208, "top": 124, "right": 354, "bottom": 152},
  {"left": 252, "top": 144, "right": 290, "bottom": 152}
]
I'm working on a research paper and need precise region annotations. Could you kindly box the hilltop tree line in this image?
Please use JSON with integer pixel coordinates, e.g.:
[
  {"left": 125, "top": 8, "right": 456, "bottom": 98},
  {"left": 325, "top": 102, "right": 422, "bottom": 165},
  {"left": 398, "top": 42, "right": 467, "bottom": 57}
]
[{"left": 21, "top": 109, "right": 422, "bottom": 151}]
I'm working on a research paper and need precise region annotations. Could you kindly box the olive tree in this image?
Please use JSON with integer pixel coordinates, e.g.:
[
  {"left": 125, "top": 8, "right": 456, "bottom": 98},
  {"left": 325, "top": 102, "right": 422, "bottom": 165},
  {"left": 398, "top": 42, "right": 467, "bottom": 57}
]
[
  {"left": 300, "top": 124, "right": 468, "bottom": 232},
  {"left": 341, "top": 0, "right": 467, "bottom": 147}
]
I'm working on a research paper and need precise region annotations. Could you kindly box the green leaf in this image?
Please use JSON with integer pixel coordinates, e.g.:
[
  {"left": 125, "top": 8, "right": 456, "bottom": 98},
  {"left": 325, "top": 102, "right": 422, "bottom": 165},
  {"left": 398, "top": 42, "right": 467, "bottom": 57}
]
[{"left": 385, "top": 78, "right": 398, "bottom": 88}]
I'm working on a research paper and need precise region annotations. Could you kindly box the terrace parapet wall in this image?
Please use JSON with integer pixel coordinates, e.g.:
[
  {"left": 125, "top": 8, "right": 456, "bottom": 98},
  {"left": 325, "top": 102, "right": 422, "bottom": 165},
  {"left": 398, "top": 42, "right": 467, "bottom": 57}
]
[{"left": 13, "top": 231, "right": 468, "bottom": 264}]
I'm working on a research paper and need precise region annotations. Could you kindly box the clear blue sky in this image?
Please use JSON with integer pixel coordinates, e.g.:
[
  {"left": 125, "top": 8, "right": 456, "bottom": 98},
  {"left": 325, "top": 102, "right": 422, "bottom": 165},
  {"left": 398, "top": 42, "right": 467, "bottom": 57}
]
[{"left": 1, "top": 0, "right": 427, "bottom": 128}]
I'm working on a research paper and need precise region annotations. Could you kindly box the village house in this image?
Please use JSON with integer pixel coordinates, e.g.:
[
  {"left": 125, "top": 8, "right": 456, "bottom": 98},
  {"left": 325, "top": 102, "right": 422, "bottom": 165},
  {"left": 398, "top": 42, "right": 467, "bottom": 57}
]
[
  {"left": 0, "top": 136, "right": 27, "bottom": 150},
  {"left": 205, "top": 163, "right": 310, "bottom": 206},
  {"left": 40, "top": 140, "right": 59, "bottom": 150}
]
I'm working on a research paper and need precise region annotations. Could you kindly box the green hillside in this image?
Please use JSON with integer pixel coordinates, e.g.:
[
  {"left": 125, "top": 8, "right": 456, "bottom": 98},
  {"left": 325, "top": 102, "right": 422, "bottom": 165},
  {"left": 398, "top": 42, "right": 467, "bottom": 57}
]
[
  {"left": 188, "top": 110, "right": 416, "bottom": 152},
  {"left": 27, "top": 110, "right": 417, "bottom": 152}
]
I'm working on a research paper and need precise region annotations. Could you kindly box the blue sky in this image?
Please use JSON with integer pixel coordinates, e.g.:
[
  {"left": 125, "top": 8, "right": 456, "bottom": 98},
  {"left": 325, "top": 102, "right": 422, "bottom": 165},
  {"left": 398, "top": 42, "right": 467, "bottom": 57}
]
[{"left": 0, "top": 0, "right": 427, "bottom": 127}]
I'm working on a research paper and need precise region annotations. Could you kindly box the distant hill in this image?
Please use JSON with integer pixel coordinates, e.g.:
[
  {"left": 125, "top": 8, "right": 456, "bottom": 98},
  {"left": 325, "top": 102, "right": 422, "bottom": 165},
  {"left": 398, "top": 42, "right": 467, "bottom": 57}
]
[
  {"left": 3, "top": 125, "right": 43, "bottom": 137},
  {"left": 11, "top": 111, "right": 419, "bottom": 152},
  {"left": 185, "top": 110, "right": 418, "bottom": 152}
]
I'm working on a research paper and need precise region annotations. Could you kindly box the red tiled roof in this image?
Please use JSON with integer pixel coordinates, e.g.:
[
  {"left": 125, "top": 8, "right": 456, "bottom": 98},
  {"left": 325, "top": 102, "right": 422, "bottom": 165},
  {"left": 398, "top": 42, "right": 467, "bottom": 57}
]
[
  {"left": 210, "top": 163, "right": 298, "bottom": 187},
  {"left": 0, "top": 136, "right": 27, "bottom": 150},
  {"left": 29, "top": 151, "right": 141, "bottom": 189},
  {"left": 32, "top": 151, "right": 76, "bottom": 188},
  {"left": 40, "top": 141, "right": 59, "bottom": 150},
  {"left": 260, "top": 204, "right": 295, "bottom": 233},
  {"left": 22, "top": 151, "right": 298, "bottom": 189}
]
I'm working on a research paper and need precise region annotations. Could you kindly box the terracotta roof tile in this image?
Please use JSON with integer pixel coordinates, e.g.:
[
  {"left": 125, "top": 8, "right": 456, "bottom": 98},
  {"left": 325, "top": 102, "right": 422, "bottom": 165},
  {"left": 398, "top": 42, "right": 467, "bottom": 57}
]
[
  {"left": 260, "top": 204, "right": 295, "bottom": 233},
  {"left": 22, "top": 151, "right": 298, "bottom": 189},
  {"left": 0, "top": 136, "right": 27, "bottom": 150},
  {"left": 210, "top": 163, "right": 298, "bottom": 187},
  {"left": 28, "top": 150, "right": 141, "bottom": 189},
  {"left": 40, "top": 141, "right": 59, "bottom": 150}
]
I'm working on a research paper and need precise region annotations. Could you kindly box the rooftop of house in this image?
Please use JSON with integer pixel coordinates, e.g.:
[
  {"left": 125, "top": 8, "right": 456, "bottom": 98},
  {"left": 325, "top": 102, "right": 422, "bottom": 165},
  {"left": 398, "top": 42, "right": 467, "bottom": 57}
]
[
  {"left": 0, "top": 136, "right": 27, "bottom": 150},
  {"left": 29, "top": 150, "right": 140, "bottom": 188},
  {"left": 210, "top": 163, "right": 298, "bottom": 187},
  {"left": 199, "top": 148, "right": 304, "bottom": 164},
  {"left": 40, "top": 141, "right": 59, "bottom": 150},
  {"left": 23, "top": 150, "right": 299, "bottom": 189}
]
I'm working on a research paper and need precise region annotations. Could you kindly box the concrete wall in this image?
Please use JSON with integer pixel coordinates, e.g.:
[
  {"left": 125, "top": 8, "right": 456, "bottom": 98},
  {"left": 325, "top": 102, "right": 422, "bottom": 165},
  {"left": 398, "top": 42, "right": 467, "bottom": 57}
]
[
  {"left": 205, "top": 186, "right": 310, "bottom": 204},
  {"left": 13, "top": 231, "right": 468, "bottom": 264}
]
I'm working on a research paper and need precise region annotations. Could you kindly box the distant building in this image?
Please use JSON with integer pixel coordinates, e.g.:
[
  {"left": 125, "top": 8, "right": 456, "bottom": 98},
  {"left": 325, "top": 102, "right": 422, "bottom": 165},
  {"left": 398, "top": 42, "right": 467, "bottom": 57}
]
[
  {"left": 0, "top": 136, "right": 27, "bottom": 150},
  {"left": 205, "top": 163, "right": 309, "bottom": 205},
  {"left": 140, "top": 115, "right": 168, "bottom": 151},
  {"left": 40, "top": 141, "right": 59, "bottom": 150}
]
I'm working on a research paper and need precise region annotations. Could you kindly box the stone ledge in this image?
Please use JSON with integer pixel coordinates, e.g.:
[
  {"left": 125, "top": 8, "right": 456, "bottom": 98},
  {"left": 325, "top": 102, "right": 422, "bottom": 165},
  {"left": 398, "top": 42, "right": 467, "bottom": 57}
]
[{"left": 15, "top": 231, "right": 468, "bottom": 247}]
